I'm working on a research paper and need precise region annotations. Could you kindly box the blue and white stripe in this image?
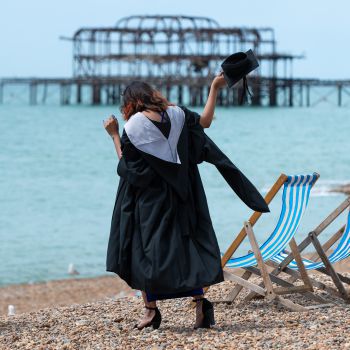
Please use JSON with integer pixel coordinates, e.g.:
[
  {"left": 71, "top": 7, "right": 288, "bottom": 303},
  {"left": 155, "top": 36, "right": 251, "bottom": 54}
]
[
  {"left": 271, "top": 208, "right": 350, "bottom": 270},
  {"left": 225, "top": 174, "right": 318, "bottom": 268}
]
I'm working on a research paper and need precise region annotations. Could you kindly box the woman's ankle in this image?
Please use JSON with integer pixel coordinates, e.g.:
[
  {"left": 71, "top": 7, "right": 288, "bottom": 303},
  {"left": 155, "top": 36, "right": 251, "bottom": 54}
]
[
  {"left": 145, "top": 301, "right": 156, "bottom": 309},
  {"left": 141, "top": 291, "right": 157, "bottom": 308},
  {"left": 192, "top": 294, "right": 205, "bottom": 302}
]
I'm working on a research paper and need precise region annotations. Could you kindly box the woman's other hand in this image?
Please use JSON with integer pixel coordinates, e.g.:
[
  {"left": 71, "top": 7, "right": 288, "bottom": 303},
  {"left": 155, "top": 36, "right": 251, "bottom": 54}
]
[
  {"left": 211, "top": 72, "right": 227, "bottom": 90},
  {"left": 104, "top": 115, "right": 122, "bottom": 159},
  {"left": 103, "top": 115, "right": 119, "bottom": 137}
]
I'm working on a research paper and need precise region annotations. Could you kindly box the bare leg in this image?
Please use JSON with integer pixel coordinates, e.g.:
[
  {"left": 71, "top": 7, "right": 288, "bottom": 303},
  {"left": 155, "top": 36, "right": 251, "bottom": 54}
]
[
  {"left": 136, "top": 291, "right": 157, "bottom": 329},
  {"left": 193, "top": 293, "right": 204, "bottom": 328}
]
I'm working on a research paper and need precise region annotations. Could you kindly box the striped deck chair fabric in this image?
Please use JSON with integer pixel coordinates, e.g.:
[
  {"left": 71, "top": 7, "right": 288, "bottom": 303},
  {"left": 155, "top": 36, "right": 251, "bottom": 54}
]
[
  {"left": 271, "top": 208, "right": 350, "bottom": 270},
  {"left": 225, "top": 173, "right": 318, "bottom": 268}
]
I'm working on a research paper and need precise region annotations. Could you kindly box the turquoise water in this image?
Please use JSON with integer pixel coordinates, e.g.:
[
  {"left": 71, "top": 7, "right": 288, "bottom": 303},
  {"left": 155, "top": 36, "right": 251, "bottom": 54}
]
[{"left": 0, "top": 105, "right": 349, "bottom": 286}]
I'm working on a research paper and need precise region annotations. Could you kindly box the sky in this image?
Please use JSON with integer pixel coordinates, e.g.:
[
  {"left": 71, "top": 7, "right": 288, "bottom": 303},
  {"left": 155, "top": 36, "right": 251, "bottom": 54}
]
[{"left": 0, "top": 0, "right": 349, "bottom": 79}]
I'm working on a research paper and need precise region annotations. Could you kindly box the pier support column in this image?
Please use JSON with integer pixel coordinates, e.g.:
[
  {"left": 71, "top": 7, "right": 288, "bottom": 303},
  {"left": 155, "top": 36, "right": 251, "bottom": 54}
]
[
  {"left": 0, "top": 82, "right": 3, "bottom": 104},
  {"left": 166, "top": 85, "right": 171, "bottom": 101},
  {"left": 190, "top": 87, "right": 197, "bottom": 106},
  {"left": 66, "top": 85, "right": 71, "bottom": 105},
  {"left": 299, "top": 83, "right": 303, "bottom": 107},
  {"left": 338, "top": 85, "right": 342, "bottom": 107},
  {"left": 42, "top": 84, "right": 48, "bottom": 104},
  {"left": 92, "top": 83, "right": 101, "bottom": 105},
  {"left": 199, "top": 87, "right": 204, "bottom": 106},
  {"left": 251, "top": 79, "right": 261, "bottom": 106},
  {"left": 289, "top": 83, "right": 293, "bottom": 107},
  {"left": 233, "top": 87, "right": 239, "bottom": 106},
  {"left": 116, "top": 84, "right": 122, "bottom": 104},
  {"left": 29, "top": 83, "right": 37, "bottom": 105},
  {"left": 269, "top": 79, "right": 277, "bottom": 107},
  {"left": 224, "top": 88, "right": 230, "bottom": 106},
  {"left": 194, "top": 87, "right": 200, "bottom": 106},
  {"left": 60, "top": 84, "right": 70, "bottom": 105},
  {"left": 77, "top": 83, "right": 82, "bottom": 104},
  {"left": 60, "top": 84, "right": 64, "bottom": 105},
  {"left": 111, "top": 85, "right": 117, "bottom": 105},
  {"left": 217, "top": 88, "right": 223, "bottom": 106},
  {"left": 306, "top": 85, "right": 310, "bottom": 107},
  {"left": 106, "top": 85, "right": 112, "bottom": 105},
  {"left": 177, "top": 85, "right": 183, "bottom": 105},
  {"left": 283, "top": 86, "right": 287, "bottom": 106}
]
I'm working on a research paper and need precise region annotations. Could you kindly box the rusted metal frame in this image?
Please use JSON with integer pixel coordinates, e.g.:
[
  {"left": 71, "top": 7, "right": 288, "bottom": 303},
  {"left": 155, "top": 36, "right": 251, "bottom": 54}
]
[{"left": 71, "top": 28, "right": 274, "bottom": 40}]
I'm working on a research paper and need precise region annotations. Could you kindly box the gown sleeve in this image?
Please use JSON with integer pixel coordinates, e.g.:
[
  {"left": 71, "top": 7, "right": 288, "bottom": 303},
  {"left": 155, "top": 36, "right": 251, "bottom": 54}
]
[
  {"left": 179, "top": 105, "right": 270, "bottom": 213},
  {"left": 117, "top": 129, "right": 157, "bottom": 188}
]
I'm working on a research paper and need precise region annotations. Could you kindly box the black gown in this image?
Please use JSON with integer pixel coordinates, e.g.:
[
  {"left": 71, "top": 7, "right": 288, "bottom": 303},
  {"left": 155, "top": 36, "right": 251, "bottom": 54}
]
[
  {"left": 145, "top": 112, "right": 205, "bottom": 301},
  {"left": 106, "top": 105, "right": 269, "bottom": 295}
]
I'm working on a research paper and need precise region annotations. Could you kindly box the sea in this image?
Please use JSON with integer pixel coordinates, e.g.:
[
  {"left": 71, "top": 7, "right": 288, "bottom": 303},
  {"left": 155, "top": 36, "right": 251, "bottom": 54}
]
[{"left": 0, "top": 104, "right": 349, "bottom": 286}]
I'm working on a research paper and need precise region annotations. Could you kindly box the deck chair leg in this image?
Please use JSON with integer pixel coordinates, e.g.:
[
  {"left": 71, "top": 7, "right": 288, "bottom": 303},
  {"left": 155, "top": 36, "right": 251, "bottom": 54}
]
[
  {"left": 244, "top": 266, "right": 333, "bottom": 306},
  {"left": 225, "top": 270, "right": 253, "bottom": 303},
  {"left": 288, "top": 238, "right": 313, "bottom": 291},
  {"left": 245, "top": 238, "right": 313, "bottom": 302},
  {"left": 309, "top": 232, "right": 350, "bottom": 302},
  {"left": 316, "top": 267, "right": 350, "bottom": 285},
  {"left": 244, "top": 222, "right": 275, "bottom": 300},
  {"left": 244, "top": 222, "right": 308, "bottom": 311},
  {"left": 267, "top": 261, "right": 343, "bottom": 299}
]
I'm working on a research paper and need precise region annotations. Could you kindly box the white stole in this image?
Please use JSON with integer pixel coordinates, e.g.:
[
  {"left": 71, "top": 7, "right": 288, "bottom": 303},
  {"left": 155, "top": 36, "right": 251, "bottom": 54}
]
[{"left": 124, "top": 105, "right": 185, "bottom": 164}]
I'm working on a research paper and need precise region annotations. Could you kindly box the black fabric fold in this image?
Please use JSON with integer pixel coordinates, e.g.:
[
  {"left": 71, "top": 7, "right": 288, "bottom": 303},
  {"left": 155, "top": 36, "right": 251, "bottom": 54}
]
[{"left": 180, "top": 105, "right": 269, "bottom": 213}]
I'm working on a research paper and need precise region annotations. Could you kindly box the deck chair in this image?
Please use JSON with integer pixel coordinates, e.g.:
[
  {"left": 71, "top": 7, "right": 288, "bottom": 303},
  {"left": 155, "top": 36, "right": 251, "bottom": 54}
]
[
  {"left": 269, "top": 197, "right": 350, "bottom": 302},
  {"left": 219, "top": 173, "right": 330, "bottom": 311}
]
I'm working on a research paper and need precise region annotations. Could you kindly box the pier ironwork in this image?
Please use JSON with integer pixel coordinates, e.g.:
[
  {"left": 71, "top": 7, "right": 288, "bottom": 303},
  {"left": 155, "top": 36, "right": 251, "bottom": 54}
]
[{"left": 1, "top": 15, "right": 349, "bottom": 107}]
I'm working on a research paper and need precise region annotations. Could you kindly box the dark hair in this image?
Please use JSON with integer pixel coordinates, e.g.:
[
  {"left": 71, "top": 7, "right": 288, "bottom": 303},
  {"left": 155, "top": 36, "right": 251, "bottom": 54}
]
[{"left": 120, "top": 81, "right": 174, "bottom": 121}]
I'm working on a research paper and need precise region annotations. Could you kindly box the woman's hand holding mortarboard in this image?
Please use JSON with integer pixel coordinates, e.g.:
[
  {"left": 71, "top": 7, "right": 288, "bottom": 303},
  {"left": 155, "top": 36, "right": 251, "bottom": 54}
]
[
  {"left": 200, "top": 72, "right": 227, "bottom": 129},
  {"left": 211, "top": 72, "right": 227, "bottom": 90}
]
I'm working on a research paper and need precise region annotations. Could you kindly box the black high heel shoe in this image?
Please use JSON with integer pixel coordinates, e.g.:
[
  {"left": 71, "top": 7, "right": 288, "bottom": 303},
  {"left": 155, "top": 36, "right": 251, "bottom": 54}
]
[
  {"left": 193, "top": 298, "right": 215, "bottom": 329},
  {"left": 134, "top": 306, "right": 162, "bottom": 330}
]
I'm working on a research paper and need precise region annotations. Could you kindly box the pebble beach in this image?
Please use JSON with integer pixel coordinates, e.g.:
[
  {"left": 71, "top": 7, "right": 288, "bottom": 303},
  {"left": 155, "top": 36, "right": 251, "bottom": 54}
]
[{"left": 1, "top": 269, "right": 350, "bottom": 349}]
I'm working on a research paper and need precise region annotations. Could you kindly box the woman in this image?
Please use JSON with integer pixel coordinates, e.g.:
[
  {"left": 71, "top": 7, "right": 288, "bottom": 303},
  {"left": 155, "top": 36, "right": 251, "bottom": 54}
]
[{"left": 103, "top": 75, "right": 269, "bottom": 330}]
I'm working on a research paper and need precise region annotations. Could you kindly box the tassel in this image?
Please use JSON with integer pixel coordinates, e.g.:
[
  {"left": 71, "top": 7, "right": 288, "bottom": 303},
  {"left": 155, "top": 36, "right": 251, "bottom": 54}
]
[{"left": 239, "top": 76, "right": 253, "bottom": 105}]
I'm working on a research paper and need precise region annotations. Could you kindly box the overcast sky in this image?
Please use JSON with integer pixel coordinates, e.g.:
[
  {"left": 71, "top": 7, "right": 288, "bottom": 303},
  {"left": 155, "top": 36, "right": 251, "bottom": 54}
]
[{"left": 1, "top": 0, "right": 349, "bottom": 79}]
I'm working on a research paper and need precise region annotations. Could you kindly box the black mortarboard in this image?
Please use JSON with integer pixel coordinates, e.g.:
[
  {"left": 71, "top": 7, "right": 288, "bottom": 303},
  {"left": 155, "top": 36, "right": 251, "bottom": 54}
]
[{"left": 221, "top": 49, "right": 259, "bottom": 104}]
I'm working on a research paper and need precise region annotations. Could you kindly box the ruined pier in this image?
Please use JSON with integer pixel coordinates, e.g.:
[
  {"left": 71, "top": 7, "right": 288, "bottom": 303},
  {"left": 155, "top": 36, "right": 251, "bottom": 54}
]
[{"left": 1, "top": 15, "right": 349, "bottom": 107}]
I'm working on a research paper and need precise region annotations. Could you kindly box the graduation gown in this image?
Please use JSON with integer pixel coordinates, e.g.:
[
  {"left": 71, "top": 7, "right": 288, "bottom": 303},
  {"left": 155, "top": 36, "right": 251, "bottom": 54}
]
[{"left": 106, "top": 105, "right": 269, "bottom": 294}]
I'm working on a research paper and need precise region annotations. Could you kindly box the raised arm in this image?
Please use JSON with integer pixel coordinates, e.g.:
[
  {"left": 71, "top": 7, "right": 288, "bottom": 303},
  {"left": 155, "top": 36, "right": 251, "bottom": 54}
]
[
  {"left": 103, "top": 115, "right": 122, "bottom": 160},
  {"left": 200, "top": 72, "right": 227, "bottom": 128}
]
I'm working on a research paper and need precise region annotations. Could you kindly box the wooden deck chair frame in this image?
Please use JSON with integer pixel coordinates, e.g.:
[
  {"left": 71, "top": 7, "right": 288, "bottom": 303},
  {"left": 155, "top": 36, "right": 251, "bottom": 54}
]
[
  {"left": 262, "top": 197, "right": 350, "bottom": 303},
  {"left": 215, "top": 173, "right": 331, "bottom": 311}
]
